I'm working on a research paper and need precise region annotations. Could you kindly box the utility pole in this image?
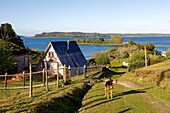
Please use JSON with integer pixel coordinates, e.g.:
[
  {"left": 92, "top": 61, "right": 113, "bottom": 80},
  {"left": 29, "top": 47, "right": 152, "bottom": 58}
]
[{"left": 145, "top": 46, "right": 147, "bottom": 67}]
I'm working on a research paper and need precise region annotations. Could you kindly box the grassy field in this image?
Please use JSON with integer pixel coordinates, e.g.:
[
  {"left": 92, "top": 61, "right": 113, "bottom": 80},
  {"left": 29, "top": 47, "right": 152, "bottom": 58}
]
[
  {"left": 0, "top": 82, "right": 91, "bottom": 112},
  {"left": 1, "top": 59, "right": 170, "bottom": 112},
  {"left": 118, "top": 59, "right": 170, "bottom": 106},
  {"left": 79, "top": 83, "right": 157, "bottom": 113},
  {"left": 78, "top": 59, "right": 170, "bottom": 113}
]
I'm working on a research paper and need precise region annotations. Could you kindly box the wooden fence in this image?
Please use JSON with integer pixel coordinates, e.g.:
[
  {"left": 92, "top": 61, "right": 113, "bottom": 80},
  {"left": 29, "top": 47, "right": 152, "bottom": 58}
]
[{"left": 0, "top": 63, "right": 105, "bottom": 97}]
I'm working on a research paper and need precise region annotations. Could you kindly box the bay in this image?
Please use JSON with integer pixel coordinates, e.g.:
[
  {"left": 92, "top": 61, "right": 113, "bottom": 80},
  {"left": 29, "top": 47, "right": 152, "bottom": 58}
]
[{"left": 21, "top": 37, "right": 170, "bottom": 59}]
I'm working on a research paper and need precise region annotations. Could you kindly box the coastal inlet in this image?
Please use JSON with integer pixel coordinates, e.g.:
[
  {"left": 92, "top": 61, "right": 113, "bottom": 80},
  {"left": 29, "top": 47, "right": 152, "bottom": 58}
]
[{"left": 21, "top": 37, "right": 170, "bottom": 59}]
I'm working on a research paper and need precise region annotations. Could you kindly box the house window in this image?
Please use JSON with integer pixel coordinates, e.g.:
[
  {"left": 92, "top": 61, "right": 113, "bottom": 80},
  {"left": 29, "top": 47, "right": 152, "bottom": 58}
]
[{"left": 49, "top": 52, "right": 54, "bottom": 58}]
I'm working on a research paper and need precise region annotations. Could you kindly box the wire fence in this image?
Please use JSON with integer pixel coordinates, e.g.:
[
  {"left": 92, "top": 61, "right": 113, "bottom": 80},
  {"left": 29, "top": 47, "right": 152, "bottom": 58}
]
[{"left": 0, "top": 63, "right": 105, "bottom": 97}]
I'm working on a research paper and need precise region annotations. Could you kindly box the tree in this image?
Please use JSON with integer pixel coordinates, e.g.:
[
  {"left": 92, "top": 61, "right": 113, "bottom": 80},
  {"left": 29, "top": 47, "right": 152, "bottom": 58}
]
[
  {"left": 166, "top": 48, "right": 170, "bottom": 59},
  {"left": 0, "top": 23, "right": 24, "bottom": 47},
  {"left": 145, "top": 43, "right": 155, "bottom": 51},
  {"left": 110, "top": 36, "right": 123, "bottom": 44},
  {"left": 97, "top": 37, "right": 105, "bottom": 43},
  {"left": 94, "top": 52, "right": 110, "bottom": 65},
  {"left": 128, "top": 51, "right": 145, "bottom": 70},
  {"left": 0, "top": 47, "right": 16, "bottom": 74}
]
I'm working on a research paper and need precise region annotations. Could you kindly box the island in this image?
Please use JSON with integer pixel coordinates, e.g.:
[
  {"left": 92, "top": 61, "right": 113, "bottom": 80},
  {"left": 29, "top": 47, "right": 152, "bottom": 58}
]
[
  {"left": 74, "top": 36, "right": 123, "bottom": 45},
  {"left": 33, "top": 32, "right": 170, "bottom": 38}
]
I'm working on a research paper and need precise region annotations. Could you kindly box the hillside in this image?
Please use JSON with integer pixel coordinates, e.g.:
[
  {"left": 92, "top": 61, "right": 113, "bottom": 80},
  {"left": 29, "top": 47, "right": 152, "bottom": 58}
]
[
  {"left": 121, "top": 59, "right": 170, "bottom": 88},
  {"left": 34, "top": 32, "right": 110, "bottom": 38},
  {"left": 0, "top": 39, "right": 29, "bottom": 55},
  {"left": 33, "top": 32, "right": 170, "bottom": 38}
]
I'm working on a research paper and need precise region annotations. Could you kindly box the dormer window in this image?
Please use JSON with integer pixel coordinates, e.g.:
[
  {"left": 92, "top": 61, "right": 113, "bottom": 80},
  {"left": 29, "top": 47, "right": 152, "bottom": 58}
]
[{"left": 49, "top": 52, "right": 54, "bottom": 58}]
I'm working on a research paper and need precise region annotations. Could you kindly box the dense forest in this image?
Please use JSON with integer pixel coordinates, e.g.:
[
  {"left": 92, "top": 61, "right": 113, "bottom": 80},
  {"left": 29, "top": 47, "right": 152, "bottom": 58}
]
[
  {"left": 33, "top": 31, "right": 170, "bottom": 38},
  {"left": 34, "top": 32, "right": 110, "bottom": 38},
  {"left": 74, "top": 36, "right": 123, "bottom": 45}
]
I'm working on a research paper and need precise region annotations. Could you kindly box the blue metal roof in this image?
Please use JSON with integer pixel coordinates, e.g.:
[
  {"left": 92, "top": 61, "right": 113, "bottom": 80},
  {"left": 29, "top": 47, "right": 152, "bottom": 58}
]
[{"left": 51, "top": 41, "right": 89, "bottom": 68}]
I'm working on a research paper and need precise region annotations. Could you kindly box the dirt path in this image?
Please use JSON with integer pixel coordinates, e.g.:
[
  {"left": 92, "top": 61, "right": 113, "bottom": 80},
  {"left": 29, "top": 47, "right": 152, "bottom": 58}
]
[
  {"left": 102, "top": 80, "right": 170, "bottom": 113},
  {"left": 101, "top": 80, "right": 141, "bottom": 88},
  {"left": 0, "top": 79, "right": 21, "bottom": 84}
]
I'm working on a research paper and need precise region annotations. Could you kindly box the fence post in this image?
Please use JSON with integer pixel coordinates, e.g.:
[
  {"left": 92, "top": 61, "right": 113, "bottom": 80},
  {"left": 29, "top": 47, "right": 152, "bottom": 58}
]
[
  {"left": 57, "top": 62, "right": 59, "bottom": 86},
  {"left": 63, "top": 64, "right": 66, "bottom": 83},
  {"left": 43, "top": 68, "right": 45, "bottom": 86},
  {"left": 5, "top": 73, "right": 7, "bottom": 90},
  {"left": 84, "top": 65, "right": 86, "bottom": 78},
  {"left": 45, "top": 62, "right": 48, "bottom": 91},
  {"left": 29, "top": 64, "right": 32, "bottom": 97},
  {"left": 68, "top": 65, "right": 71, "bottom": 81},
  {"left": 23, "top": 71, "right": 25, "bottom": 89}
]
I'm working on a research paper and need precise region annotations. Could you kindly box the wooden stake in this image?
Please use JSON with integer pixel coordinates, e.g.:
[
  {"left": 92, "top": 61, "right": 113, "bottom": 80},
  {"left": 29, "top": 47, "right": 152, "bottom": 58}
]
[
  {"left": 63, "top": 64, "right": 66, "bottom": 83},
  {"left": 5, "top": 73, "right": 7, "bottom": 90},
  {"left": 29, "top": 64, "right": 32, "bottom": 97},
  {"left": 23, "top": 71, "right": 25, "bottom": 89},
  {"left": 57, "top": 63, "right": 59, "bottom": 86},
  {"left": 43, "top": 68, "right": 45, "bottom": 86},
  {"left": 145, "top": 46, "right": 147, "bottom": 67},
  {"left": 68, "top": 65, "right": 71, "bottom": 81},
  {"left": 45, "top": 62, "right": 48, "bottom": 91},
  {"left": 84, "top": 65, "right": 86, "bottom": 78}
]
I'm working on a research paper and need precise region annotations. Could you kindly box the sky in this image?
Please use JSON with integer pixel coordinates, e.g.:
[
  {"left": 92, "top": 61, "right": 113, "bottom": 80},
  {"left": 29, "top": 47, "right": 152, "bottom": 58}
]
[{"left": 0, "top": 0, "right": 170, "bottom": 36}]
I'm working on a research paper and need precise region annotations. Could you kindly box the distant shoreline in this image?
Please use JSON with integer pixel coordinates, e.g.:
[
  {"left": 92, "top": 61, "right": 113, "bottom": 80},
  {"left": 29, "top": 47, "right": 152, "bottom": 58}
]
[
  {"left": 29, "top": 32, "right": 170, "bottom": 38},
  {"left": 29, "top": 35, "right": 170, "bottom": 38},
  {"left": 77, "top": 43, "right": 123, "bottom": 46}
]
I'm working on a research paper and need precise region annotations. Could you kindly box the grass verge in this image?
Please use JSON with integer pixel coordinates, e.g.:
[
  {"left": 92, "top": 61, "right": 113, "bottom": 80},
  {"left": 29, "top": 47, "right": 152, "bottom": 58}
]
[{"left": 0, "top": 82, "right": 91, "bottom": 112}]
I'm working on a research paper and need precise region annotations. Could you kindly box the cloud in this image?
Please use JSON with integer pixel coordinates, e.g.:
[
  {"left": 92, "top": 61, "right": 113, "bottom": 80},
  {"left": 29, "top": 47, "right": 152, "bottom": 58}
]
[{"left": 167, "top": 19, "right": 170, "bottom": 23}]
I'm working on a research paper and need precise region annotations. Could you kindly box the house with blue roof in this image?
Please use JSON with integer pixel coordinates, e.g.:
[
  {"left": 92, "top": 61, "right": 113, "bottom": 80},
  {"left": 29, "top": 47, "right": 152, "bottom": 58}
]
[{"left": 36, "top": 41, "right": 89, "bottom": 75}]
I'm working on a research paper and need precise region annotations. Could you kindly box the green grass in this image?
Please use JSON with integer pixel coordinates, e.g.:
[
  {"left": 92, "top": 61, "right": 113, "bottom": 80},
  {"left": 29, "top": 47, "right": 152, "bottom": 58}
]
[
  {"left": 1, "top": 59, "right": 170, "bottom": 112},
  {"left": 0, "top": 81, "right": 42, "bottom": 87},
  {"left": 110, "top": 58, "right": 127, "bottom": 68},
  {"left": 0, "top": 82, "right": 91, "bottom": 112},
  {"left": 79, "top": 83, "right": 157, "bottom": 113},
  {"left": 118, "top": 59, "right": 170, "bottom": 106},
  {"left": 78, "top": 59, "right": 170, "bottom": 113}
]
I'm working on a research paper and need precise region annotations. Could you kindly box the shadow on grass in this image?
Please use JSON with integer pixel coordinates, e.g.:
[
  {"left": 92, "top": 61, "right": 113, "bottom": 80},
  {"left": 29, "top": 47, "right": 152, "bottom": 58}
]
[
  {"left": 114, "top": 89, "right": 146, "bottom": 98},
  {"left": 84, "top": 94, "right": 105, "bottom": 101},
  {"left": 80, "top": 97, "right": 121, "bottom": 111},
  {"left": 118, "top": 108, "right": 132, "bottom": 113},
  {"left": 86, "top": 69, "right": 126, "bottom": 80}
]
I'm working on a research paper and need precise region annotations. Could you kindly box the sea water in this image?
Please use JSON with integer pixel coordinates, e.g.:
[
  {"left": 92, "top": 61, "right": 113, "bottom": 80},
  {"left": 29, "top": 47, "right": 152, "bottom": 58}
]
[{"left": 21, "top": 37, "right": 170, "bottom": 59}]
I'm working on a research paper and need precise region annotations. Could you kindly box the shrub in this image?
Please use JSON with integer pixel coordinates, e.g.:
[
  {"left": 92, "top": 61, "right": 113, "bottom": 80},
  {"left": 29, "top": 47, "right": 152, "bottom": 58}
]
[
  {"left": 87, "top": 58, "right": 96, "bottom": 66},
  {"left": 150, "top": 55, "right": 166, "bottom": 65},
  {"left": 166, "top": 48, "right": 170, "bottom": 59},
  {"left": 128, "top": 51, "right": 145, "bottom": 70},
  {"left": 0, "top": 47, "right": 16, "bottom": 74},
  {"left": 94, "top": 52, "right": 110, "bottom": 65},
  {"left": 109, "top": 36, "right": 123, "bottom": 44}
]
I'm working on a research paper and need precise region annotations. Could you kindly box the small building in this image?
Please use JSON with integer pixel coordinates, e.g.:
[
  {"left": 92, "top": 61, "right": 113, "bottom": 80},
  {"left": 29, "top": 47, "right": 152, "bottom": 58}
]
[
  {"left": 122, "top": 60, "right": 128, "bottom": 67},
  {"left": 158, "top": 51, "right": 166, "bottom": 57},
  {"left": 36, "top": 41, "right": 89, "bottom": 75},
  {"left": 12, "top": 54, "right": 29, "bottom": 72},
  {"left": 161, "top": 51, "right": 166, "bottom": 57}
]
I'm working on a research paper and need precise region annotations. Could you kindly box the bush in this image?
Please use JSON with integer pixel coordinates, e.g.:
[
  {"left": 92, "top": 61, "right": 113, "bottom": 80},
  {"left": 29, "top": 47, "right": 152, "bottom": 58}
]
[
  {"left": 150, "top": 55, "right": 166, "bottom": 65},
  {"left": 94, "top": 52, "right": 110, "bottom": 65},
  {"left": 87, "top": 58, "right": 96, "bottom": 66},
  {"left": 109, "top": 36, "right": 123, "bottom": 44},
  {"left": 128, "top": 51, "right": 145, "bottom": 70},
  {"left": 166, "top": 48, "right": 170, "bottom": 59},
  {"left": 0, "top": 47, "right": 16, "bottom": 74}
]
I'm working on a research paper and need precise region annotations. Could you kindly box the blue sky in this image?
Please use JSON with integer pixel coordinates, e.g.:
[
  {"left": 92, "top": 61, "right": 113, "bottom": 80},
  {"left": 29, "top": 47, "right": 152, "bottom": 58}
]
[{"left": 0, "top": 0, "right": 170, "bottom": 36}]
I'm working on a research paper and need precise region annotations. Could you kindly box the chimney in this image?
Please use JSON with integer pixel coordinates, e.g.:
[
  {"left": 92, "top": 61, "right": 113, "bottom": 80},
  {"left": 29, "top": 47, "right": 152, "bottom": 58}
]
[{"left": 67, "top": 40, "right": 69, "bottom": 53}]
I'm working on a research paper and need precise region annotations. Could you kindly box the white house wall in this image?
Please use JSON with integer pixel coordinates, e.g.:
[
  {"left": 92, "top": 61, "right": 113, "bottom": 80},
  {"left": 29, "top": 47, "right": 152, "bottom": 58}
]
[{"left": 41, "top": 45, "right": 64, "bottom": 75}]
